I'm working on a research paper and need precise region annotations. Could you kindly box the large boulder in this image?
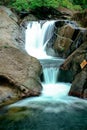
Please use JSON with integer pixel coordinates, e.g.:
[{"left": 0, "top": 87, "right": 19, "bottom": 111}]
[
  {"left": 0, "top": 6, "right": 25, "bottom": 50},
  {"left": 0, "top": 6, "right": 42, "bottom": 107},
  {"left": 0, "top": 46, "right": 42, "bottom": 106}
]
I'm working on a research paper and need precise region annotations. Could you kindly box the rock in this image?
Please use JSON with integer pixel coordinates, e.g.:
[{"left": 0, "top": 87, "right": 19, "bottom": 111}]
[
  {"left": 53, "top": 35, "right": 72, "bottom": 57},
  {"left": 69, "top": 67, "right": 87, "bottom": 98},
  {"left": 68, "top": 29, "right": 87, "bottom": 55},
  {"left": 0, "top": 6, "right": 42, "bottom": 106},
  {"left": 60, "top": 42, "right": 87, "bottom": 99},
  {"left": 0, "top": 6, "right": 25, "bottom": 51},
  {"left": 72, "top": 9, "right": 87, "bottom": 27},
  {"left": 0, "top": 46, "right": 42, "bottom": 106},
  {"left": 57, "top": 6, "right": 75, "bottom": 18},
  {"left": 53, "top": 21, "right": 87, "bottom": 58},
  {"left": 52, "top": 23, "right": 76, "bottom": 58},
  {"left": 58, "top": 24, "right": 75, "bottom": 39},
  {"left": 83, "top": 89, "right": 87, "bottom": 99}
]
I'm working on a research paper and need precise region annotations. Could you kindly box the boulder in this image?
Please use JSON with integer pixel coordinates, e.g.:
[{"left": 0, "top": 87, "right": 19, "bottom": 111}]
[
  {"left": 58, "top": 24, "right": 75, "bottom": 39},
  {"left": 69, "top": 68, "right": 87, "bottom": 98},
  {"left": 52, "top": 23, "right": 76, "bottom": 57},
  {"left": 53, "top": 21, "right": 87, "bottom": 58},
  {"left": 0, "top": 46, "right": 42, "bottom": 106},
  {"left": 53, "top": 35, "right": 72, "bottom": 57},
  {"left": 57, "top": 6, "right": 75, "bottom": 19},
  {"left": 0, "top": 6, "right": 25, "bottom": 51},
  {"left": 0, "top": 6, "right": 42, "bottom": 106},
  {"left": 60, "top": 42, "right": 87, "bottom": 99},
  {"left": 72, "top": 9, "right": 87, "bottom": 27}
]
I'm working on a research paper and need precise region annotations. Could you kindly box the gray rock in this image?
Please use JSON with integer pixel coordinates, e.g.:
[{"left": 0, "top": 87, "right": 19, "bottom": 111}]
[{"left": 0, "top": 6, "right": 42, "bottom": 106}]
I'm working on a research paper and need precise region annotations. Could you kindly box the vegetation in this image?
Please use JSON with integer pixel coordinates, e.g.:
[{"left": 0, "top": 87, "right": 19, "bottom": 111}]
[{"left": 0, "top": 0, "right": 87, "bottom": 11}]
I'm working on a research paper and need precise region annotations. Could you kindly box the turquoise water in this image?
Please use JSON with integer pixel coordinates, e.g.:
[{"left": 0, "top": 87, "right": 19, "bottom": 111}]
[{"left": 0, "top": 83, "right": 87, "bottom": 130}]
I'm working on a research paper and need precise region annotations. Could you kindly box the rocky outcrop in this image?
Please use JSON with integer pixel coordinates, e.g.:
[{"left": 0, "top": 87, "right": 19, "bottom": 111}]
[
  {"left": 72, "top": 9, "right": 87, "bottom": 28},
  {"left": 60, "top": 42, "right": 87, "bottom": 99},
  {"left": 52, "top": 20, "right": 87, "bottom": 58},
  {"left": 57, "top": 6, "right": 75, "bottom": 19},
  {"left": 0, "top": 6, "right": 25, "bottom": 50},
  {"left": 0, "top": 46, "right": 42, "bottom": 106},
  {"left": 69, "top": 67, "right": 87, "bottom": 98},
  {"left": 53, "top": 35, "right": 72, "bottom": 57},
  {"left": 0, "top": 6, "right": 42, "bottom": 107}
]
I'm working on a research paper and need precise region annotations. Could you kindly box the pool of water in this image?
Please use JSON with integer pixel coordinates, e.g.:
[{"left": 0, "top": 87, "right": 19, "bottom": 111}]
[{"left": 0, "top": 83, "right": 87, "bottom": 130}]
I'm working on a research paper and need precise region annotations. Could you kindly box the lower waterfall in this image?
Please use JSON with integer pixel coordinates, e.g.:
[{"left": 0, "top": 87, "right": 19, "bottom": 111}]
[{"left": 0, "top": 20, "right": 87, "bottom": 130}]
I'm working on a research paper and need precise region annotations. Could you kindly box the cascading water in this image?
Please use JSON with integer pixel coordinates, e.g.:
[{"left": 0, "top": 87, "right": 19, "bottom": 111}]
[
  {"left": 25, "top": 21, "right": 55, "bottom": 59},
  {"left": 25, "top": 20, "right": 70, "bottom": 98},
  {"left": 43, "top": 67, "right": 58, "bottom": 84},
  {"left": 0, "top": 20, "right": 87, "bottom": 130}
]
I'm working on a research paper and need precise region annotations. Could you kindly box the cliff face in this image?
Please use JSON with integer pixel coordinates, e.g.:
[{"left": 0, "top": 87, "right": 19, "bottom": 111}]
[{"left": 0, "top": 6, "right": 42, "bottom": 107}]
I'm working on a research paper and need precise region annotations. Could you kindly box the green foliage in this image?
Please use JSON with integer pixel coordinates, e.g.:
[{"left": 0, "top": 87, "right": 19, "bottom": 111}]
[
  {"left": 11, "top": 0, "right": 59, "bottom": 11},
  {"left": 0, "top": 0, "right": 86, "bottom": 11},
  {"left": 11, "top": 0, "right": 29, "bottom": 11},
  {"left": 58, "top": 0, "right": 82, "bottom": 10},
  {"left": 70, "top": 0, "right": 87, "bottom": 9}
]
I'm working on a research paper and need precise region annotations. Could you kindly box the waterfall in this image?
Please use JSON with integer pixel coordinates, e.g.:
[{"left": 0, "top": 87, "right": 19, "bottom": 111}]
[
  {"left": 25, "top": 21, "right": 55, "bottom": 59},
  {"left": 43, "top": 67, "right": 59, "bottom": 84},
  {"left": 25, "top": 20, "right": 70, "bottom": 98}
]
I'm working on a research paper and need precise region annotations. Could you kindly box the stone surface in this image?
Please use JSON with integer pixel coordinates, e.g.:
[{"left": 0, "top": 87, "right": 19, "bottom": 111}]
[
  {"left": 60, "top": 42, "right": 87, "bottom": 99},
  {"left": 53, "top": 35, "right": 72, "bottom": 57},
  {"left": 52, "top": 23, "right": 76, "bottom": 58},
  {"left": 0, "top": 6, "right": 25, "bottom": 51},
  {"left": 57, "top": 6, "right": 75, "bottom": 18},
  {"left": 72, "top": 9, "right": 87, "bottom": 27},
  {"left": 58, "top": 24, "right": 75, "bottom": 39},
  {"left": 0, "top": 46, "right": 42, "bottom": 106},
  {"left": 0, "top": 6, "right": 42, "bottom": 106},
  {"left": 52, "top": 21, "right": 87, "bottom": 58}
]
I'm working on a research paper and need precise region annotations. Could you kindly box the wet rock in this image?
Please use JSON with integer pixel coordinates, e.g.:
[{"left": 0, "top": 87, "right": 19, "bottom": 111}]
[
  {"left": 83, "top": 89, "right": 87, "bottom": 99},
  {"left": 68, "top": 29, "right": 87, "bottom": 55}
]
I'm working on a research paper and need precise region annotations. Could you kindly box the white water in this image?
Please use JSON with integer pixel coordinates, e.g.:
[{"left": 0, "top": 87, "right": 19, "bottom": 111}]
[
  {"left": 25, "top": 20, "right": 71, "bottom": 100},
  {"left": 25, "top": 21, "right": 55, "bottom": 59},
  {"left": 43, "top": 67, "right": 59, "bottom": 84}
]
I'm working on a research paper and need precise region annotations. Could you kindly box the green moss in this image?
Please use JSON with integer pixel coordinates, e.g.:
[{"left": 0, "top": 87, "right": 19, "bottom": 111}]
[{"left": 6, "top": 106, "right": 34, "bottom": 121}]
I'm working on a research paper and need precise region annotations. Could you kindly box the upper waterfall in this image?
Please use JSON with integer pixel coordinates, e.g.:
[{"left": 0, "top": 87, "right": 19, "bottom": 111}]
[{"left": 25, "top": 21, "right": 55, "bottom": 59}]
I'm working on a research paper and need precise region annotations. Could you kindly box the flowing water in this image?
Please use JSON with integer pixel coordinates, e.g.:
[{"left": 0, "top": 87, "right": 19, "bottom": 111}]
[{"left": 0, "top": 21, "right": 87, "bottom": 130}]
